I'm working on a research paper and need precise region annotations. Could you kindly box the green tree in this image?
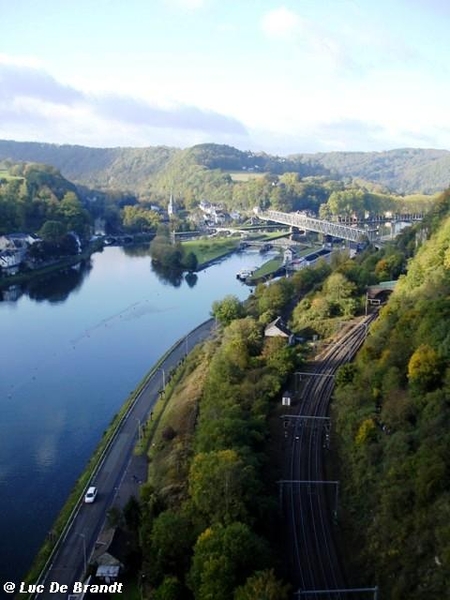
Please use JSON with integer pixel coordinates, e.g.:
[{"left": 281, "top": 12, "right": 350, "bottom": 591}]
[
  {"left": 189, "top": 450, "right": 251, "bottom": 524},
  {"left": 211, "top": 295, "right": 244, "bottom": 326},
  {"left": 122, "top": 204, "right": 160, "bottom": 232},
  {"left": 152, "top": 576, "right": 184, "bottom": 600},
  {"left": 189, "top": 523, "right": 269, "bottom": 600},
  {"left": 234, "top": 569, "right": 290, "bottom": 600},
  {"left": 407, "top": 344, "right": 442, "bottom": 391},
  {"left": 57, "top": 192, "right": 91, "bottom": 238},
  {"left": 38, "top": 220, "right": 66, "bottom": 242},
  {"left": 148, "top": 509, "right": 195, "bottom": 582},
  {"left": 182, "top": 250, "right": 198, "bottom": 272}
]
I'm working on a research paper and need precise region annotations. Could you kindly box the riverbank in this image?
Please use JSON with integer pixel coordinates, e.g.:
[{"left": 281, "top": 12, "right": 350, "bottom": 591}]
[
  {"left": 25, "top": 318, "right": 215, "bottom": 595},
  {"left": 0, "top": 241, "right": 103, "bottom": 291},
  {"left": 0, "top": 245, "right": 274, "bottom": 588}
]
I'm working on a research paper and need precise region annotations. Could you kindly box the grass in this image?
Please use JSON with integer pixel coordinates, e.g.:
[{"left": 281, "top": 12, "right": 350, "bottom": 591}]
[
  {"left": 182, "top": 237, "right": 240, "bottom": 267},
  {"left": 0, "top": 169, "right": 24, "bottom": 181},
  {"left": 248, "top": 256, "right": 283, "bottom": 282},
  {"left": 146, "top": 344, "right": 211, "bottom": 500},
  {"left": 226, "top": 171, "right": 266, "bottom": 182}
]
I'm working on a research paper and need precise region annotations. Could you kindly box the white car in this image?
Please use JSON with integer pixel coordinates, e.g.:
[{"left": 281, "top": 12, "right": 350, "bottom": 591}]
[{"left": 84, "top": 486, "right": 98, "bottom": 504}]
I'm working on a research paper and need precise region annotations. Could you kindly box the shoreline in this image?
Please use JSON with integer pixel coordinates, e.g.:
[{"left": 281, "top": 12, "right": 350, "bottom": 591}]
[
  {"left": 24, "top": 318, "right": 215, "bottom": 593},
  {"left": 0, "top": 242, "right": 103, "bottom": 291}
]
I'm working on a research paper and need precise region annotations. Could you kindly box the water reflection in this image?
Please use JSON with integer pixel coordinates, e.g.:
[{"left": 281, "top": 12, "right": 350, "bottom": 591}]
[
  {"left": 121, "top": 244, "right": 152, "bottom": 258},
  {"left": 0, "top": 260, "right": 93, "bottom": 304},
  {"left": 151, "top": 261, "right": 185, "bottom": 287},
  {"left": 185, "top": 272, "right": 198, "bottom": 288},
  {"left": 26, "top": 260, "right": 93, "bottom": 303}
]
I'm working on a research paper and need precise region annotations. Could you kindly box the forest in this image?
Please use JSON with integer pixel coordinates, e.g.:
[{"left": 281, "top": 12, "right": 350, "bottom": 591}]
[
  {"left": 0, "top": 139, "right": 449, "bottom": 196},
  {"left": 0, "top": 155, "right": 437, "bottom": 246},
  {"left": 332, "top": 190, "right": 450, "bottom": 598},
  {"left": 0, "top": 162, "right": 91, "bottom": 240}
]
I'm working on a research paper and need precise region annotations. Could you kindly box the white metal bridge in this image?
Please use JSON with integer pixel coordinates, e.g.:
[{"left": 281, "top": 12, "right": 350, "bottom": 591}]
[{"left": 257, "top": 209, "right": 379, "bottom": 243}]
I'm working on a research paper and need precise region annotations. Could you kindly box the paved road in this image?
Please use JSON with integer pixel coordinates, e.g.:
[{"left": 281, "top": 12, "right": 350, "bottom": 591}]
[{"left": 35, "top": 318, "right": 215, "bottom": 599}]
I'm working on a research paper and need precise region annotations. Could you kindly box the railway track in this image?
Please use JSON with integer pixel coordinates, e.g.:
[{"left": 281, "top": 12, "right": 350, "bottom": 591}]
[{"left": 282, "top": 314, "right": 377, "bottom": 599}]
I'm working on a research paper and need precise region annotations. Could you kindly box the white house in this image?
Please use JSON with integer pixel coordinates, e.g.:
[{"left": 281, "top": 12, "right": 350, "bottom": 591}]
[
  {"left": 283, "top": 247, "right": 297, "bottom": 265},
  {"left": 264, "top": 316, "right": 295, "bottom": 345},
  {"left": 0, "top": 249, "right": 22, "bottom": 274}
]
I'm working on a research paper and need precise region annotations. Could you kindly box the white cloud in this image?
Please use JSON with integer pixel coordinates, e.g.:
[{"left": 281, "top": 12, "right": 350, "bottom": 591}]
[
  {"left": 259, "top": 7, "right": 352, "bottom": 73},
  {"left": 0, "top": 59, "right": 248, "bottom": 147},
  {"left": 0, "top": 53, "right": 44, "bottom": 69},
  {"left": 260, "top": 6, "right": 303, "bottom": 39}
]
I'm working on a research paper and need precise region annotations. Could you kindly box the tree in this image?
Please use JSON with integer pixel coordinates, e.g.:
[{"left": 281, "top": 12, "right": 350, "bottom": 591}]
[
  {"left": 57, "top": 191, "right": 91, "bottom": 237},
  {"left": 221, "top": 317, "right": 263, "bottom": 370},
  {"left": 189, "top": 450, "right": 251, "bottom": 524},
  {"left": 148, "top": 509, "right": 195, "bottom": 581},
  {"left": 182, "top": 250, "right": 198, "bottom": 272},
  {"left": 38, "top": 220, "right": 66, "bottom": 242},
  {"left": 152, "top": 576, "right": 184, "bottom": 600},
  {"left": 323, "top": 272, "right": 356, "bottom": 303},
  {"left": 234, "top": 569, "right": 290, "bottom": 600},
  {"left": 122, "top": 205, "right": 160, "bottom": 232},
  {"left": 123, "top": 495, "right": 141, "bottom": 533},
  {"left": 407, "top": 344, "right": 442, "bottom": 391},
  {"left": 211, "top": 295, "right": 244, "bottom": 326},
  {"left": 189, "top": 523, "right": 269, "bottom": 600}
]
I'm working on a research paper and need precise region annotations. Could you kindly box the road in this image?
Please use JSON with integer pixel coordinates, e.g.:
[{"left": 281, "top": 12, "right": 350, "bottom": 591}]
[
  {"left": 34, "top": 318, "right": 216, "bottom": 600},
  {"left": 282, "top": 316, "right": 377, "bottom": 599}
]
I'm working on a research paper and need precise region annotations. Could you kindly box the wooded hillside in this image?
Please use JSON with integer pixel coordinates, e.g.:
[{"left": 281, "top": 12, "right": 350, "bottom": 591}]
[
  {"left": 0, "top": 140, "right": 448, "bottom": 195},
  {"left": 332, "top": 189, "right": 450, "bottom": 598}
]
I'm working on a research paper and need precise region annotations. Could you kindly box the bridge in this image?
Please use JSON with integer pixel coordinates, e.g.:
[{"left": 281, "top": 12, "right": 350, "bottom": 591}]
[{"left": 256, "top": 209, "right": 380, "bottom": 243}]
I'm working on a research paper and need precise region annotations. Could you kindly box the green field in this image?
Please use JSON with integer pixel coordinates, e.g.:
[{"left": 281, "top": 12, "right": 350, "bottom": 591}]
[
  {"left": 182, "top": 237, "right": 240, "bottom": 267},
  {"left": 0, "top": 169, "right": 23, "bottom": 181},
  {"left": 248, "top": 256, "right": 283, "bottom": 282},
  {"left": 226, "top": 170, "right": 267, "bottom": 182}
]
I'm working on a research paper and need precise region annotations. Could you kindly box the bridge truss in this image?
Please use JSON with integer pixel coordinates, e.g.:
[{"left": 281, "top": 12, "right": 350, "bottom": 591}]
[{"left": 257, "top": 210, "right": 379, "bottom": 243}]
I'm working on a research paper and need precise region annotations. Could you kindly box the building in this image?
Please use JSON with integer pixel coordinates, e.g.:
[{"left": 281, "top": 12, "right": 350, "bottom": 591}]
[
  {"left": 283, "top": 247, "right": 297, "bottom": 265},
  {"left": 282, "top": 390, "right": 292, "bottom": 406},
  {"left": 0, "top": 249, "right": 22, "bottom": 275},
  {"left": 168, "top": 193, "right": 176, "bottom": 217},
  {"left": 264, "top": 316, "right": 295, "bottom": 344}
]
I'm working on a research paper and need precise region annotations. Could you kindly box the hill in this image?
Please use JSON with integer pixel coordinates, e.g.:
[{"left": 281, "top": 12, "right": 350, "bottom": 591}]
[
  {"left": 293, "top": 148, "right": 450, "bottom": 194},
  {"left": 0, "top": 140, "right": 448, "bottom": 195},
  {"left": 0, "top": 141, "right": 176, "bottom": 192},
  {"left": 333, "top": 190, "right": 450, "bottom": 597}
]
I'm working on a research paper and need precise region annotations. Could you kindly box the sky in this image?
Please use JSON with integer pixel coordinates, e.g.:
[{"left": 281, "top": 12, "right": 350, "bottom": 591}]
[{"left": 1, "top": 0, "right": 449, "bottom": 155}]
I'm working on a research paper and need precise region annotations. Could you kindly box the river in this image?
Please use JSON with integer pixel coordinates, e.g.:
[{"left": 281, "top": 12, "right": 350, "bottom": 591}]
[{"left": 0, "top": 244, "right": 277, "bottom": 587}]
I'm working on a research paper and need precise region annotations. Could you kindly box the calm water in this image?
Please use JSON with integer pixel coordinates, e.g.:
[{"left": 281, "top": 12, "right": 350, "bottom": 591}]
[{"left": 0, "top": 245, "right": 276, "bottom": 587}]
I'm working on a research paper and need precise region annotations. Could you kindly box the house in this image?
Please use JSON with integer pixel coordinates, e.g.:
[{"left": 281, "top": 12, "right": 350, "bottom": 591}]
[
  {"left": 264, "top": 316, "right": 295, "bottom": 345},
  {"left": 283, "top": 247, "right": 297, "bottom": 265},
  {"left": 92, "top": 526, "right": 134, "bottom": 580},
  {"left": 0, "top": 249, "right": 22, "bottom": 275},
  {"left": 0, "top": 233, "right": 39, "bottom": 251},
  {"left": 0, "top": 233, "right": 41, "bottom": 274}
]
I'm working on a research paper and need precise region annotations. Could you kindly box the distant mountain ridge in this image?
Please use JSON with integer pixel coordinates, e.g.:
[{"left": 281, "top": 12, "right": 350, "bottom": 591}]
[{"left": 0, "top": 140, "right": 448, "bottom": 195}]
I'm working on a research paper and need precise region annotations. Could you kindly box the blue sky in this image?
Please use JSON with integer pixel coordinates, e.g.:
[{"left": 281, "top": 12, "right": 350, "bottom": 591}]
[{"left": 0, "top": 0, "right": 449, "bottom": 154}]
